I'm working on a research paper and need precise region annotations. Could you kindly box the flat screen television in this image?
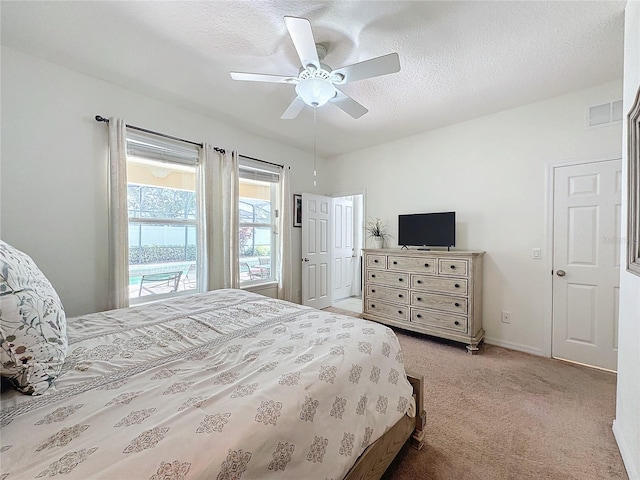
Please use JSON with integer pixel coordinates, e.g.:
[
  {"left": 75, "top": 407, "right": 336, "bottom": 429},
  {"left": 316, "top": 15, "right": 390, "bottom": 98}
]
[{"left": 398, "top": 212, "right": 456, "bottom": 249}]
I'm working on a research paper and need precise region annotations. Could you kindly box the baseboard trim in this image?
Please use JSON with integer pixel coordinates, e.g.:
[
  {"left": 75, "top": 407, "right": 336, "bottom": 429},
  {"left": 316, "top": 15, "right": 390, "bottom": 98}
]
[
  {"left": 613, "top": 419, "right": 639, "bottom": 480},
  {"left": 483, "top": 337, "right": 546, "bottom": 357}
]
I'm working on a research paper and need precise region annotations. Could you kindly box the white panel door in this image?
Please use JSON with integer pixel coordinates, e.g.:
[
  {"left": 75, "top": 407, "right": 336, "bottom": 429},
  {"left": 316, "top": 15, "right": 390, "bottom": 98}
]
[
  {"left": 552, "top": 159, "right": 621, "bottom": 371},
  {"left": 302, "top": 193, "right": 332, "bottom": 309},
  {"left": 332, "top": 196, "right": 355, "bottom": 301}
]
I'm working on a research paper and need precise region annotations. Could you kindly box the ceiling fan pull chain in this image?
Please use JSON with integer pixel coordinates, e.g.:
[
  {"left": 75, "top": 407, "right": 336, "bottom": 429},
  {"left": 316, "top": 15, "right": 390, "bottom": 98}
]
[{"left": 313, "top": 106, "right": 317, "bottom": 187}]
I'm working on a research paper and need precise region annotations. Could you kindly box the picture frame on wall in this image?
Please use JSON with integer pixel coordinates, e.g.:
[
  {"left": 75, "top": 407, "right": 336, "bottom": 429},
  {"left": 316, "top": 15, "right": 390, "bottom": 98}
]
[
  {"left": 293, "top": 194, "right": 302, "bottom": 227},
  {"left": 627, "top": 87, "right": 640, "bottom": 276}
]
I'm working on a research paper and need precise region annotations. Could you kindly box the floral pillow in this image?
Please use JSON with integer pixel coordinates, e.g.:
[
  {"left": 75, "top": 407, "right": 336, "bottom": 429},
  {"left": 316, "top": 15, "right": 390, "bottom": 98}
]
[{"left": 0, "top": 240, "right": 67, "bottom": 394}]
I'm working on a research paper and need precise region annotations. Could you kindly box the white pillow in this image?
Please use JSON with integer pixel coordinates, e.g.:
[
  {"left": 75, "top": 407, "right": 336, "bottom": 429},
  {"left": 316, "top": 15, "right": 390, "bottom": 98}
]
[{"left": 0, "top": 240, "right": 67, "bottom": 394}]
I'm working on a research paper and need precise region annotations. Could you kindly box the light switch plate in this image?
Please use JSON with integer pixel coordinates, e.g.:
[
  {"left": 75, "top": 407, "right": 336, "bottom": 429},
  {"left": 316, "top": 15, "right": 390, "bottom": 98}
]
[{"left": 532, "top": 248, "right": 541, "bottom": 259}]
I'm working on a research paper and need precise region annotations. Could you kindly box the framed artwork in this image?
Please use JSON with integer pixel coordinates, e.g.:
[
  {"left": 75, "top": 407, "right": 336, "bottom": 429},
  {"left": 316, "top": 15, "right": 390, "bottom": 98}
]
[
  {"left": 627, "top": 86, "right": 640, "bottom": 276},
  {"left": 293, "top": 194, "right": 302, "bottom": 227}
]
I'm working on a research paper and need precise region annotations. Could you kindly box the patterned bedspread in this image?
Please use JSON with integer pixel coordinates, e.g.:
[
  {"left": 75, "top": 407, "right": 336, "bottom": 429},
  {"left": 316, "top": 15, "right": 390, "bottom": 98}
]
[{"left": 0, "top": 289, "right": 414, "bottom": 480}]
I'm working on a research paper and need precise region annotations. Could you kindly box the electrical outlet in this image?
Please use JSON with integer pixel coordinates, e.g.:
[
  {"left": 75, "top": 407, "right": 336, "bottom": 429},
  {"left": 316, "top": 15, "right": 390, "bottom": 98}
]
[
  {"left": 501, "top": 311, "right": 511, "bottom": 324},
  {"left": 532, "top": 248, "right": 541, "bottom": 260}
]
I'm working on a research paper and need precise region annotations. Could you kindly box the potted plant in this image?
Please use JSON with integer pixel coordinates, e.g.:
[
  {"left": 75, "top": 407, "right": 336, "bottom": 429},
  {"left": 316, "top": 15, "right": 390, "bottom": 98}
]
[{"left": 366, "top": 217, "right": 390, "bottom": 249}]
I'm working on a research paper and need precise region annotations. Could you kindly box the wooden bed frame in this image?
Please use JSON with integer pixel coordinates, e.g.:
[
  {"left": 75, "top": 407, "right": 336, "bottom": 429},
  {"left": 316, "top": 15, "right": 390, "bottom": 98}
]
[{"left": 344, "top": 371, "right": 426, "bottom": 480}]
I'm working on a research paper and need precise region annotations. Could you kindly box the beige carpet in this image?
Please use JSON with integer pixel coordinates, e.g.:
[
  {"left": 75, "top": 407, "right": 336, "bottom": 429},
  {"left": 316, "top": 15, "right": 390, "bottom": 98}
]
[{"left": 321, "top": 307, "right": 628, "bottom": 480}]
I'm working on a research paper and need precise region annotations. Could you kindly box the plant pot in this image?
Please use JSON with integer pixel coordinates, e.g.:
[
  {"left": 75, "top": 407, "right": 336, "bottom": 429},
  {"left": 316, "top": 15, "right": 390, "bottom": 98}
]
[{"left": 372, "top": 237, "right": 384, "bottom": 249}]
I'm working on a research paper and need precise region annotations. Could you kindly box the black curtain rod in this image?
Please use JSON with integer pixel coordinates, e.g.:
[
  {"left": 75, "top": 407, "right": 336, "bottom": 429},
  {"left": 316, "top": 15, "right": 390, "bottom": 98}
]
[
  {"left": 95, "top": 115, "right": 226, "bottom": 154},
  {"left": 239, "top": 153, "right": 286, "bottom": 170}
]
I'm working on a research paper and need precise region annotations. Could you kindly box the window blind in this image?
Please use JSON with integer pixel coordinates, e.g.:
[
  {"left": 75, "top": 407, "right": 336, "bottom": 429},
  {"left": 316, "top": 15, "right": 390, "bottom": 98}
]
[
  {"left": 126, "top": 130, "right": 200, "bottom": 166},
  {"left": 239, "top": 156, "right": 280, "bottom": 183}
]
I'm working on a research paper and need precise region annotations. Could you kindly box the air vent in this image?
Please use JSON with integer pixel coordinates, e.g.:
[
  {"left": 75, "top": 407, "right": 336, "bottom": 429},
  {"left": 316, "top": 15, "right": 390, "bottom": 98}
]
[{"left": 587, "top": 100, "right": 623, "bottom": 128}]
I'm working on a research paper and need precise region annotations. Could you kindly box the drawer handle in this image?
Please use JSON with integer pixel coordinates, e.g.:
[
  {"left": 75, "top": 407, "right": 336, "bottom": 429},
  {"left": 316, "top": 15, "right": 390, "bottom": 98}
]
[
  {"left": 454, "top": 320, "right": 460, "bottom": 326},
  {"left": 398, "top": 278, "right": 404, "bottom": 282},
  {"left": 372, "top": 274, "right": 376, "bottom": 278},
  {"left": 455, "top": 283, "right": 460, "bottom": 288},
  {"left": 417, "top": 280, "right": 422, "bottom": 284},
  {"left": 371, "top": 304, "right": 376, "bottom": 308},
  {"left": 424, "top": 263, "right": 430, "bottom": 267},
  {"left": 416, "top": 297, "right": 422, "bottom": 301},
  {"left": 454, "top": 302, "right": 460, "bottom": 307},
  {"left": 450, "top": 265, "right": 456, "bottom": 269},
  {"left": 374, "top": 259, "right": 379, "bottom": 263},
  {"left": 393, "top": 261, "right": 398, "bottom": 265},
  {"left": 417, "top": 314, "right": 422, "bottom": 319},
  {"left": 398, "top": 294, "right": 403, "bottom": 298},
  {"left": 371, "top": 289, "right": 376, "bottom": 293},
  {"left": 398, "top": 310, "right": 403, "bottom": 314}
]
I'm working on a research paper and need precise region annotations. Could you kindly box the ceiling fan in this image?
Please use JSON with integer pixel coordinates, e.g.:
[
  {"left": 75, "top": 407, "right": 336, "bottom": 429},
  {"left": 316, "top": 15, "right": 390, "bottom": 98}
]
[{"left": 230, "top": 16, "right": 401, "bottom": 120}]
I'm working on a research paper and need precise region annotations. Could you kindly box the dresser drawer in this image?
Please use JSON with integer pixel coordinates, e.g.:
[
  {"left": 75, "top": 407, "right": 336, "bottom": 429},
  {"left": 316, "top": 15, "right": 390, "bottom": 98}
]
[
  {"left": 411, "top": 307, "right": 468, "bottom": 333},
  {"left": 411, "top": 275, "right": 468, "bottom": 295},
  {"left": 367, "top": 284, "right": 409, "bottom": 305},
  {"left": 411, "top": 292, "right": 468, "bottom": 315},
  {"left": 437, "top": 259, "right": 469, "bottom": 276},
  {"left": 366, "top": 270, "right": 409, "bottom": 288},
  {"left": 366, "top": 254, "right": 387, "bottom": 268},
  {"left": 387, "top": 255, "right": 436, "bottom": 274},
  {"left": 365, "top": 299, "right": 409, "bottom": 321}
]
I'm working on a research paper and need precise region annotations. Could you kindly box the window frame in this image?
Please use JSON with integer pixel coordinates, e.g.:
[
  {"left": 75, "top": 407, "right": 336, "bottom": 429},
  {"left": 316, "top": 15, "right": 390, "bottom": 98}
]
[
  {"left": 238, "top": 158, "right": 280, "bottom": 286},
  {"left": 125, "top": 134, "right": 201, "bottom": 304}
]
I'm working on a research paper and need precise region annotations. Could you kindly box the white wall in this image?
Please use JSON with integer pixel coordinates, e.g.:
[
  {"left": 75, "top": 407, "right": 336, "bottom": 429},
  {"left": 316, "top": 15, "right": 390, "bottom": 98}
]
[
  {"left": 325, "top": 80, "right": 622, "bottom": 355},
  {"left": 613, "top": 2, "right": 640, "bottom": 478},
  {"left": 0, "top": 47, "right": 324, "bottom": 316}
]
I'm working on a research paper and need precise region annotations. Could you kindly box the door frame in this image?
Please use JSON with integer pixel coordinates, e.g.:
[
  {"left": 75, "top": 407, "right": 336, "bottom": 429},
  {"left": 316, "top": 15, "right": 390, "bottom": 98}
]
[{"left": 543, "top": 153, "right": 623, "bottom": 359}]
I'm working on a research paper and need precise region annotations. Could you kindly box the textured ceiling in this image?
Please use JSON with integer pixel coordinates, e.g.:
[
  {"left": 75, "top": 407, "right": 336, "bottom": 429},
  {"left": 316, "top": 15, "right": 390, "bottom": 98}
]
[{"left": 0, "top": 1, "right": 626, "bottom": 157}]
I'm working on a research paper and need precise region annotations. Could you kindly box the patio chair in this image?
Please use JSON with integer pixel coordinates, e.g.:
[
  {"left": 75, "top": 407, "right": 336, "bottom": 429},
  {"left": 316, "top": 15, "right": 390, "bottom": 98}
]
[
  {"left": 240, "top": 262, "right": 255, "bottom": 281},
  {"left": 182, "top": 264, "right": 197, "bottom": 289},
  {"left": 256, "top": 257, "right": 271, "bottom": 277},
  {"left": 138, "top": 271, "right": 182, "bottom": 297}
]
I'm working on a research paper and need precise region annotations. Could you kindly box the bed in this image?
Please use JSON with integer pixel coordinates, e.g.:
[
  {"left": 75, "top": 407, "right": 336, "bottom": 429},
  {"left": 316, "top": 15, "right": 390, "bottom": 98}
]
[{"left": 1, "top": 284, "right": 425, "bottom": 480}]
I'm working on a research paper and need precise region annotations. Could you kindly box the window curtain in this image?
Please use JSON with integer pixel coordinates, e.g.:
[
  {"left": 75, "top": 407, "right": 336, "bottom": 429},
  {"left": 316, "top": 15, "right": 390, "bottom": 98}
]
[
  {"left": 197, "top": 144, "right": 216, "bottom": 291},
  {"left": 198, "top": 145, "right": 239, "bottom": 290},
  {"left": 226, "top": 151, "right": 240, "bottom": 289},
  {"left": 107, "top": 118, "right": 129, "bottom": 310},
  {"left": 350, "top": 194, "right": 364, "bottom": 297},
  {"left": 278, "top": 166, "right": 293, "bottom": 301}
]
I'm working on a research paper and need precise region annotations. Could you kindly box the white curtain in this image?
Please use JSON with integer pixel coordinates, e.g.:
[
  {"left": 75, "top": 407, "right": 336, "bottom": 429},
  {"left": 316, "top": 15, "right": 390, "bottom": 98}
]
[
  {"left": 225, "top": 151, "right": 240, "bottom": 289},
  {"left": 197, "top": 144, "right": 216, "bottom": 291},
  {"left": 278, "top": 166, "right": 294, "bottom": 302},
  {"left": 350, "top": 194, "right": 364, "bottom": 297},
  {"left": 107, "top": 118, "right": 129, "bottom": 310},
  {"left": 199, "top": 145, "right": 239, "bottom": 290}
]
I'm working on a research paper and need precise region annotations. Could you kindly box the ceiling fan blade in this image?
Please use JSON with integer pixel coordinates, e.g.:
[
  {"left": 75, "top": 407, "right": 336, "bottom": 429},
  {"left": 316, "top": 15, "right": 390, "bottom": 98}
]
[
  {"left": 330, "top": 89, "right": 368, "bottom": 119},
  {"left": 281, "top": 96, "right": 307, "bottom": 120},
  {"left": 284, "top": 16, "right": 320, "bottom": 70},
  {"left": 331, "top": 53, "right": 400, "bottom": 84},
  {"left": 230, "top": 72, "right": 297, "bottom": 84}
]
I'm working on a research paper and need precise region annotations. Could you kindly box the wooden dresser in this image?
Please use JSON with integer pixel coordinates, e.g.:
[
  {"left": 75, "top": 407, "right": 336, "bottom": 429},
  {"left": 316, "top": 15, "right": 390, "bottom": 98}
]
[{"left": 362, "top": 249, "right": 485, "bottom": 353}]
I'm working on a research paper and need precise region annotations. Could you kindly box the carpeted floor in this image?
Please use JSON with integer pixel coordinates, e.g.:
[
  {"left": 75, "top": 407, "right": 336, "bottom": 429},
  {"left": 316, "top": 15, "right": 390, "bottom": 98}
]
[{"left": 322, "top": 307, "right": 628, "bottom": 480}]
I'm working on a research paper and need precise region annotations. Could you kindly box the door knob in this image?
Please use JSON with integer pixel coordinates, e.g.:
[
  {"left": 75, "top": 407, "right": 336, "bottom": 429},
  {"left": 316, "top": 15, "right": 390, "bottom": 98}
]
[
  {"left": 556, "top": 269, "right": 566, "bottom": 277},
  {"left": 302, "top": 258, "right": 310, "bottom": 262}
]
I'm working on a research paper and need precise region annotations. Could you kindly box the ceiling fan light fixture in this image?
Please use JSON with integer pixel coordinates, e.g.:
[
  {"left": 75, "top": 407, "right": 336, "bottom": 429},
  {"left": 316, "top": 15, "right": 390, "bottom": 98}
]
[{"left": 295, "top": 78, "right": 336, "bottom": 107}]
